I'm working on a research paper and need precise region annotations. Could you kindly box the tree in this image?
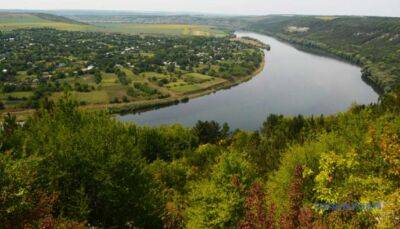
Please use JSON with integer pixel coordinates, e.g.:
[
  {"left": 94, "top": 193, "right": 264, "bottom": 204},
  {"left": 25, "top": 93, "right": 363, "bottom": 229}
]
[
  {"left": 193, "top": 120, "right": 223, "bottom": 144},
  {"left": 285, "top": 165, "right": 304, "bottom": 228},
  {"left": 94, "top": 71, "right": 102, "bottom": 84},
  {"left": 117, "top": 71, "right": 129, "bottom": 85},
  {"left": 186, "top": 152, "right": 256, "bottom": 228},
  {"left": 239, "top": 182, "right": 267, "bottom": 229}
]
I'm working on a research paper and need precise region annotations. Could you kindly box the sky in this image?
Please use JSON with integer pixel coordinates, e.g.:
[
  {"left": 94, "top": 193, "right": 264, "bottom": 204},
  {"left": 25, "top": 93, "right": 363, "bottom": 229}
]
[{"left": 1, "top": 0, "right": 400, "bottom": 17}]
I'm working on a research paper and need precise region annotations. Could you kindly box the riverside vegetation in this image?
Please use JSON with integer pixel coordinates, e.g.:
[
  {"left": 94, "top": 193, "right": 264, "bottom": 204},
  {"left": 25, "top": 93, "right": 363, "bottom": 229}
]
[{"left": 1, "top": 85, "right": 400, "bottom": 228}]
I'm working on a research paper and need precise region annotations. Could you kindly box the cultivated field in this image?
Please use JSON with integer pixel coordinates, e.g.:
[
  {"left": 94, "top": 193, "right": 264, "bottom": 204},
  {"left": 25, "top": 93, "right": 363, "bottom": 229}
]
[
  {"left": 93, "top": 23, "right": 227, "bottom": 36},
  {"left": 0, "top": 13, "right": 227, "bottom": 37},
  {"left": 0, "top": 13, "right": 94, "bottom": 31}
]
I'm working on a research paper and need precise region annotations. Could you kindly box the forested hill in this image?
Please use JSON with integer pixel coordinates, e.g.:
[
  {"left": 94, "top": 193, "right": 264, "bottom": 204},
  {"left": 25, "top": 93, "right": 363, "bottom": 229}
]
[{"left": 245, "top": 15, "right": 400, "bottom": 93}]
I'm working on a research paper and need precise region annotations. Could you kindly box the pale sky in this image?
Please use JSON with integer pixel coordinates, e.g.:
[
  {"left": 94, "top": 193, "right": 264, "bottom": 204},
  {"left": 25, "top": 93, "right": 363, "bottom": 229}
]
[{"left": 1, "top": 0, "right": 400, "bottom": 17}]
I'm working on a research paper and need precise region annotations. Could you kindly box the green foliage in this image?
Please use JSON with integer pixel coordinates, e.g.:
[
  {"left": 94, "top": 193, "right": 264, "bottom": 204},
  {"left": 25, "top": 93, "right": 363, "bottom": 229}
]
[
  {"left": 186, "top": 151, "right": 256, "bottom": 228},
  {"left": 2, "top": 85, "right": 400, "bottom": 228},
  {"left": 266, "top": 137, "right": 325, "bottom": 213},
  {"left": 150, "top": 159, "right": 190, "bottom": 193},
  {"left": 0, "top": 98, "right": 164, "bottom": 227},
  {"left": 94, "top": 71, "right": 102, "bottom": 84},
  {"left": 137, "top": 124, "right": 198, "bottom": 162},
  {"left": 265, "top": 89, "right": 400, "bottom": 227},
  {"left": 3, "top": 12, "right": 400, "bottom": 228},
  {"left": 193, "top": 120, "right": 229, "bottom": 144},
  {"left": 187, "top": 143, "right": 221, "bottom": 170}
]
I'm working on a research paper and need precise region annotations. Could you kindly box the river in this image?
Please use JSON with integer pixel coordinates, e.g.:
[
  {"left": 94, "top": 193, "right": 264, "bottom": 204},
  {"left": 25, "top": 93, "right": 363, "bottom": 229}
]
[{"left": 118, "top": 32, "right": 378, "bottom": 130}]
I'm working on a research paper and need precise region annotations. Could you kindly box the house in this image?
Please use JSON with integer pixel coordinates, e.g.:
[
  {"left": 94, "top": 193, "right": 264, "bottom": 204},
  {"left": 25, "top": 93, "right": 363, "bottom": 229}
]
[
  {"left": 82, "top": 65, "right": 95, "bottom": 72},
  {"left": 42, "top": 72, "right": 53, "bottom": 80}
]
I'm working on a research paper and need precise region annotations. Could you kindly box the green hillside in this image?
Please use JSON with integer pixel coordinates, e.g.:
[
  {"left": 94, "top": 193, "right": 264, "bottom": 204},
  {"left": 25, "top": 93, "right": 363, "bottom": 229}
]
[
  {"left": 0, "top": 13, "right": 94, "bottom": 31},
  {"left": 1, "top": 86, "right": 400, "bottom": 228}
]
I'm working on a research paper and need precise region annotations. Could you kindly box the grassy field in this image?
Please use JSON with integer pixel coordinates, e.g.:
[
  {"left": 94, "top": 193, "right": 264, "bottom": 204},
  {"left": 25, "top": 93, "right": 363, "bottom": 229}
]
[
  {"left": 314, "top": 16, "right": 339, "bottom": 21},
  {"left": 38, "top": 71, "right": 224, "bottom": 104},
  {"left": 0, "top": 13, "right": 227, "bottom": 37},
  {"left": 0, "top": 13, "right": 94, "bottom": 31},
  {"left": 93, "top": 23, "right": 227, "bottom": 36},
  {"left": 168, "top": 77, "right": 226, "bottom": 94}
]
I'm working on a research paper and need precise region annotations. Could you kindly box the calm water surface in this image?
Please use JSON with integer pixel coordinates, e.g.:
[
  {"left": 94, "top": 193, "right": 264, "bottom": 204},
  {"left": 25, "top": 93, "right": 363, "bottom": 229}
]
[{"left": 118, "top": 32, "right": 378, "bottom": 130}]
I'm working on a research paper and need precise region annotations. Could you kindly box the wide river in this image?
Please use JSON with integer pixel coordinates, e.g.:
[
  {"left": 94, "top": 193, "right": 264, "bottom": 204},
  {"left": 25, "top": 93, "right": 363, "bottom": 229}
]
[{"left": 119, "top": 32, "right": 378, "bottom": 130}]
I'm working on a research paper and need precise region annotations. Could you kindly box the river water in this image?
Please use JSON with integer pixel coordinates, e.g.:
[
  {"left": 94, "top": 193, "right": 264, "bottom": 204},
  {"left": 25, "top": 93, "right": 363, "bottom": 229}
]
[{"left": 118, "top": 32, "right": 378, "bottom": 130}]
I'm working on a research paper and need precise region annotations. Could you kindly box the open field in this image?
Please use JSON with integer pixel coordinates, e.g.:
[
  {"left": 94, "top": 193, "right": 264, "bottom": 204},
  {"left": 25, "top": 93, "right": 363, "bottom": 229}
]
[
  {"left": 92, "top": 23, "right": 228, "bottom": 36},
  {"left": 0, "top": 13, "right": 227, "bottom": 36},
  {"left": 315, "top": 16, "right": 339, "bottom": 21},
  {"left": 0, "top": 13, "right": 94, "bottom": 31}
]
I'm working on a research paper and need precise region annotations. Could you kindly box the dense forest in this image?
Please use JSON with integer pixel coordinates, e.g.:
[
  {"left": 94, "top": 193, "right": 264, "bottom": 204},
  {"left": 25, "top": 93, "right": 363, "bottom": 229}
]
[{"left": 1, "top": 85, "right": 400, "bottom": 227}]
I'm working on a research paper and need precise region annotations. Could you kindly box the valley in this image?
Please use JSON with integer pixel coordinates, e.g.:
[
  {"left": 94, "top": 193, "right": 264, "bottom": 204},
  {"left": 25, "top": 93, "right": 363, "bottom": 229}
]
[{"left": 1, "top": 8, "right": 400, "bottom": 228}]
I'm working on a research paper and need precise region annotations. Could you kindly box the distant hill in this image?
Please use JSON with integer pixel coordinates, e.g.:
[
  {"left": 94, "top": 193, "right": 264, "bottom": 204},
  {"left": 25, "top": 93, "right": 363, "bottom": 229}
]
[
  {"left": 31, "top": 13, "right": 88, "bottom": 25},
  {"left": 0, "top": 12, "right": 227, "bottom": 36},
  {"left": 0, "top": 12, "right": 93, "bottom": 31},
  {"left": 246, "top": 15, "right": 400, "bottom": 92}
]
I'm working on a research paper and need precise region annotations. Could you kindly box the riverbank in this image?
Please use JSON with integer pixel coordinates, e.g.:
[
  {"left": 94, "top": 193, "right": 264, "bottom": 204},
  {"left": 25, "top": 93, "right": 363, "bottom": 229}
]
[
  {"left": 254, "top": 31, "right": 387, "bottom": 94},
  {"left": 1, "top": 56, "right": 266, "bottom": 121},
  {"left": 108, "top": 57, "right": 266, "bottom": 115}
]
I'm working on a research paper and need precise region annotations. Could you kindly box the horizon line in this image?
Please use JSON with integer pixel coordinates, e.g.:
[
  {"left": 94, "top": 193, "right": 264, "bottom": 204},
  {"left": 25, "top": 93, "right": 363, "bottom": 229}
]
[{"left": 0, "top": 8, "right": 399, "bottom": 18}]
